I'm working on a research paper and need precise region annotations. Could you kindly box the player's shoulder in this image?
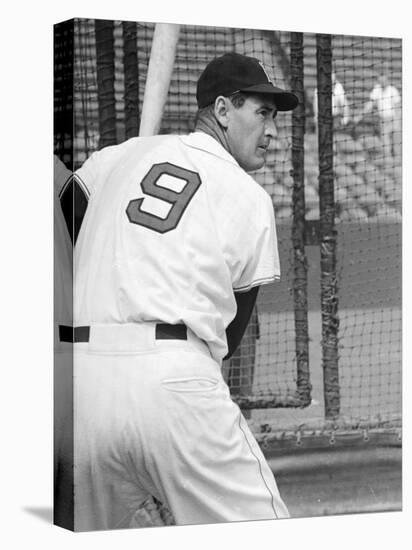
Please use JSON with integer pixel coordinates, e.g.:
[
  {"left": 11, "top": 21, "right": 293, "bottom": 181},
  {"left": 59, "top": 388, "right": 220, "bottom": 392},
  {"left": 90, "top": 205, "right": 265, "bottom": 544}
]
[
  {"left": 97, "top": 135, "right": 174, "bottom": 160},
  {"left": 181, "top": 132, "right": 272, "bottom": 201},
  {"left": 179, "top": 132, "right": 240, "bottom": 168},
  {"left": 77, "top": 135, "right": 176, "bottom": 174},
  {"left": 220, "top": 165, "right": 274, "bottom": 221},
  {"left": 246, "top": 174, "right": 274, "bottom": 210},
  {"left": 231, "top": 165, "right": 272, "bottom": 201}
]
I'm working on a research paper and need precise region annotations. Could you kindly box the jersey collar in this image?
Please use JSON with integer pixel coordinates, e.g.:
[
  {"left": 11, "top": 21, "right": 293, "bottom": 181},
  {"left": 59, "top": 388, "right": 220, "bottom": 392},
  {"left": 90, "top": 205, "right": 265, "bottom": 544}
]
[{"left": 180, "top": 132, "right": 239, "bottom": 167}]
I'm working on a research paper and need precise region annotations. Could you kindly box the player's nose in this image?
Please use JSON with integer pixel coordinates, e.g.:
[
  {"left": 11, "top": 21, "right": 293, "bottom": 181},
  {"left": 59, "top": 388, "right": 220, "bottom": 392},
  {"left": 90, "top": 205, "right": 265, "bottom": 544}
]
[{"left": 265, "top": 117, "right": 278, "bottom": 138}]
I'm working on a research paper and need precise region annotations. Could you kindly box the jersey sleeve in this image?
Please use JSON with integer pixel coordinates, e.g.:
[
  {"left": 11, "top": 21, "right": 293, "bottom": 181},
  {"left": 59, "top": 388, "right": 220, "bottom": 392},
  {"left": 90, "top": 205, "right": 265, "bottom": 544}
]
[
  {"left": 74, "top": 150, "right": 100, "bottom": 199},
  {"left": 232, "top": 189, "right": 280, "bottom": 293}
]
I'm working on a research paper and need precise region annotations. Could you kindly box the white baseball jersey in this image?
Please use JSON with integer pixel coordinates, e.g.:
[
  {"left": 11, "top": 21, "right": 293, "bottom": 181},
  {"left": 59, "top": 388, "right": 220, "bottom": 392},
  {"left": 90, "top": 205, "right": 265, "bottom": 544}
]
[{"left": 74, "top": 132, "right": 280, "bottom": 362}]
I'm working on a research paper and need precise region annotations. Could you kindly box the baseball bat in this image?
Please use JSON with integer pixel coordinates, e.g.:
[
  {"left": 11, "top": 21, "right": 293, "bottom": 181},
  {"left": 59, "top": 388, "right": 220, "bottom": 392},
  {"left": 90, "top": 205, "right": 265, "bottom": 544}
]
[{"left": 139, "top": 23, "right": 180, "bottom": 136}]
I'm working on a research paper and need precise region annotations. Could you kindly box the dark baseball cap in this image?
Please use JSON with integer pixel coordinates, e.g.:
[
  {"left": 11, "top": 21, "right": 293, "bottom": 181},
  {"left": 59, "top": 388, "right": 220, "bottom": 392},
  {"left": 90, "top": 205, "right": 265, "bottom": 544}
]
[{"left": 196, "top": 52, "right": 298, "bottom": 111}]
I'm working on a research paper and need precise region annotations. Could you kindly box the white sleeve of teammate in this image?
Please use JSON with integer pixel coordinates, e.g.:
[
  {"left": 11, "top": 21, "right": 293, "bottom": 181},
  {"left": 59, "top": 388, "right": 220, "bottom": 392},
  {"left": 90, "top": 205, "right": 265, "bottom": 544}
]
[{"left": 233, "top": 191, "right": 280, "bottom": 293}]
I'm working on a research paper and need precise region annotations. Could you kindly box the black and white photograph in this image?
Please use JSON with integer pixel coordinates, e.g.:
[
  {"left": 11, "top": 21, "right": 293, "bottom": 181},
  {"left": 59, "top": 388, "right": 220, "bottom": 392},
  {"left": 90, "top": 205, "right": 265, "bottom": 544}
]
[
  {"left": 2, "top": 1, "right": 409, "bottom": 549},
  {"left": 54, "top": 12, "right": 403, "bottom": 531}
]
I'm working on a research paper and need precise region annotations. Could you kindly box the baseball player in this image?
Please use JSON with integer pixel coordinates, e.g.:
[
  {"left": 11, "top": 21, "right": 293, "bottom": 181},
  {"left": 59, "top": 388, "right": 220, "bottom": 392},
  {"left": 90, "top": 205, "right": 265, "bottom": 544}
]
[
  {"left": 355, "top": 67, "right": 401, "bottom": 157},
  {"left": 313, "top": 72, "right": 350, "bottom": 130},
  {"left": 69, "top": 52, "right": 298, "bottom": 531}
]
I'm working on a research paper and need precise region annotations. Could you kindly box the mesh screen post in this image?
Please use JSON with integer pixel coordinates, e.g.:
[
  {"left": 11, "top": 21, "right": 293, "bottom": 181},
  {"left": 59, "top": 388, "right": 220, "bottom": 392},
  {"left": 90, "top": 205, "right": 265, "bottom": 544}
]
[
  {"left": 122, "top": 21, "right": 140, "bottom": 139},
  {"left": 316, "top": 34, "right": 340, "bottom": 419},
  {"left": 290, "top": 32, "right": 311, "bottom": 407},
  {"left": 95, "top": 20, "right": 117, "bottom": 148}
]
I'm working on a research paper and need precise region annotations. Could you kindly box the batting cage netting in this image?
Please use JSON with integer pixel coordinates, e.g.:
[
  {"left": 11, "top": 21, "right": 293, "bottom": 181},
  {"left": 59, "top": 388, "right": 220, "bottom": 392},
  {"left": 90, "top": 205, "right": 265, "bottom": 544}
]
[{"left": 54, "top": 19, "right": 402, "bottom": 446}]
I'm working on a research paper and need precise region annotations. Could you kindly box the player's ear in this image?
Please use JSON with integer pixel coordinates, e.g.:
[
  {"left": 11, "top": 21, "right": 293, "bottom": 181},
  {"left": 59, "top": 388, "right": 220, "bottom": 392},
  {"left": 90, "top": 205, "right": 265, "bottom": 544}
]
[{"left": 214, "top": 96, "right": 231, "bottom": 128}]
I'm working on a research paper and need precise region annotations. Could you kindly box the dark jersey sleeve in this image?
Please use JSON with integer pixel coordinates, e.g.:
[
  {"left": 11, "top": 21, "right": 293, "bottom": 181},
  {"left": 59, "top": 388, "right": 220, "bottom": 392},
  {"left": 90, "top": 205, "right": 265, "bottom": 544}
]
[{"left": 224, "top": 286, "right": 259, "bottom": 360}]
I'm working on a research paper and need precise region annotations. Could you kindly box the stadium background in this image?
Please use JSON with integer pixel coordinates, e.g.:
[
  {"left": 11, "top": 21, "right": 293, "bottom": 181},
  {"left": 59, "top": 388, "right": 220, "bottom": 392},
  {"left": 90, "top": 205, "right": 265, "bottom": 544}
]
[{"left": 54, "top": 19, "right": 402, "bottom": 519}]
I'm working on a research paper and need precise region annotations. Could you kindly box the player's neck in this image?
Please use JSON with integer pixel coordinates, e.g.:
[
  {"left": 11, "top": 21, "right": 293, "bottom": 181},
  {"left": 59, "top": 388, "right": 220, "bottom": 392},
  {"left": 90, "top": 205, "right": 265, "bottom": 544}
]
[{"left": 195, "top": 113, "right": 232, "bottom": 157}]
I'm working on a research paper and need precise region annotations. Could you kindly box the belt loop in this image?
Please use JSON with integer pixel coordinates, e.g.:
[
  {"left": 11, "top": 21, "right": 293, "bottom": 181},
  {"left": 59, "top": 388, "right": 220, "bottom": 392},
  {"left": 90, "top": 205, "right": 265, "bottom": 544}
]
[
  {"left": 59, "top": 325, "right": 90, "bottom": 343},
  {"left": 155, "top": 324, "right": 187, "bottom": 340}
]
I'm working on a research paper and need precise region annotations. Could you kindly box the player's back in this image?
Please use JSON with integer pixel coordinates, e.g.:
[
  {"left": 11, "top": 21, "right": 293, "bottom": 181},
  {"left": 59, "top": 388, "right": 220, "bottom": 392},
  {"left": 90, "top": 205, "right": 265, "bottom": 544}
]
[{"left": 74, "top": 133, "right": 278, "bottom": 361}]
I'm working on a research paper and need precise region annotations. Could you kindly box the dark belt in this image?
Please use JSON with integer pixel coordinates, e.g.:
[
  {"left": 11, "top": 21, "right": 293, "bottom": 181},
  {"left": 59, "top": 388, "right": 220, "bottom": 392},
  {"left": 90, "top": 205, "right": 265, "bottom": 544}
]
[{"left": 58, "top": 324, "right": 187, "bottom": 343}]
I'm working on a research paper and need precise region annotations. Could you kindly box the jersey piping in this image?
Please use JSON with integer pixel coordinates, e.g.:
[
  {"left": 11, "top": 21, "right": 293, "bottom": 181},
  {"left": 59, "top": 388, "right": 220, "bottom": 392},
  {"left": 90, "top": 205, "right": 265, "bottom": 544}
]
[{"left": 233, "top": 274, "right": 280, "bottom": 293}]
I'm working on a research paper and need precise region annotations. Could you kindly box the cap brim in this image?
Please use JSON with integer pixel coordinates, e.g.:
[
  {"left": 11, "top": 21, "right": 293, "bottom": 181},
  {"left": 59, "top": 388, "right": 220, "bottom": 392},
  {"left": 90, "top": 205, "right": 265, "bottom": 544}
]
[{"left": 239, "top": 83, "right": 299, "bottom": 111}]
